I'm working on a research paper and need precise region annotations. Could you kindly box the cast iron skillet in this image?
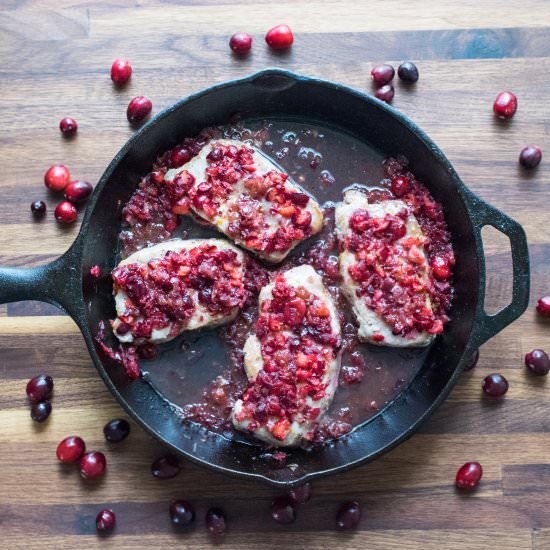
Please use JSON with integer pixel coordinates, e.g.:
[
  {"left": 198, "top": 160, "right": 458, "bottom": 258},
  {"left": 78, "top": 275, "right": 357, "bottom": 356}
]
[{"left": 0, "top": 69, "right": 530, "bottom": 487}]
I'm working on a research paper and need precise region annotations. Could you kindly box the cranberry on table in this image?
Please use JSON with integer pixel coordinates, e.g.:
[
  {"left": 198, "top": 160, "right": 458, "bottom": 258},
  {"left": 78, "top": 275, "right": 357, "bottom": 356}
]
[
  {"left": 464, "top": 349, "right": 480, "bottom": 371},
  {"left": 205, "top": 507, "right": 226, "bottom": 536},
  {"left": 229, "top": 32, "right": 252, "bottom": 54},
  {"left": 26, "top": 374, "right": 54, "bottom": 402},
  {"left": 288, "top": 483, "right": 312, "bottom": 505},
  {"left": 493, "top": 91, "right": 517, "bottom": 119},
  {"left": 169, "top": 500, "right": 195, "bottom": 526},
  {"left": 390, "top": 175, "right": 411, "bottom": 197},
  {"left": 110, "top": 58, "right": 132, "bottom": 85},
  {"left": 375, "top": 84, "right": 395, "bottom": 103},
  {"left": 80, "top": 451, "right": 106, "bottom": 479},
  {"left": 151, "top": 454, "right": 181, "bottom": 478},
  {"left": 44, "top": 164, "right": 70, "bottom": 192},
  {"left": 336, "top": 500, "right": 361, "bottom": 530},
  {"left": 537, "top": 296, "right": 550, "bottom": 317},
  {"left": 455, "top": 461, "right": 483, "bottom": 490},
  {"left": 96, "top": 509, "right": 116, "bottom": 533},
  {"left": 371, "top": 64, "right": 395, "bottom": 85},
  {"left": 103, "top": 418, "right": 130, "bottom": 442},
  {"left": 170, "top": 146, "right": 192, "bottom": 168},
  {"left": 525, "top": 349, "right": 550, "bottom": 376},
  {"left": 64, "top": 180, "right": 93, "bottom": 204},
  {"left": 271, "top": 496, "right": 296, "bottom": 524},
  {"left": 482, "top": 373, "right": 509, "bottom": 397},
  {"left": 519, "top": 145, "right": 542, "bottom": 169},
  {"left": 59, "top": 117, "right": 78, "bottom": 137},
  {"left": 397, "top": 61, "right": 419, "bottom": 83},
  {"left": 55, "top": 201, "right": 78, "bottom": 224},
  {"left": 127, "top": 96, "right": 152, "bottom": 125},
  {"left": 265, "top": 24, "right": 294, "bottom": 50},
  {"left": 56, "top": 436, "right": 86, "bottom": 463},
  {"left": 30, "top": 401, "right": 51, "bottom": 423},
  {"left": 31, "top": 200, "right": 46, "bottom": 218}
]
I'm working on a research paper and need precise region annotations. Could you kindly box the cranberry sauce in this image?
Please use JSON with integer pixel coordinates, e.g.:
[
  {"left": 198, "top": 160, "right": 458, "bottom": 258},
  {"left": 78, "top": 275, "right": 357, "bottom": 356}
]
[{"left": 118, "top": 119, "right": 448, "bottom": 446}]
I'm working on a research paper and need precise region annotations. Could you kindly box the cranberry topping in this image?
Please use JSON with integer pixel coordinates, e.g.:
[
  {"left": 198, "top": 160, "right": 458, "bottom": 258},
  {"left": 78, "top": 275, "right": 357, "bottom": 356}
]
[
  {"left": 44, "top": 164, "right": 70, "bottom": 192},
  {"left": 205, "top": 507, "right": 226, "bottom": 536},
  {"left": 103, "top": 419, "right": 130, "bottom": 442},
  {"left": 170, "top": 146, "right": 192, "bottom": 168},
  {"left": 336, "top": 501, "right": 361, "bottom": 530},
  {"left": 390, "top": 175, "right": 411, "bottom": 197},
  {"left": 170, "top": 500, "right": 195, "bottom": 526},
  {"left": 90, "top": 265, "right": 101, "bottom": 278},
  {"left": 371, "top": 64, "right": 395, "bottom": 85},
  {"left": 80, "top": 451, "right": 106, "bottom": 479},
  {"left": 537, "top": 296, "right": 550, "bottom": 317},
  {"left": 464, "top": 349, "right": 479, "bottom": 371},
  {"left": 456, "top": 461, "right": 482, "bottom": 490},
  {"left": 519, "top": 145, "right": 542, "bottom": 169},
  {"left": 229, "top": 32, "right": 252, "bottom": 54},
  {"left": 64, "top": 180, "right": 93, "bottom": 204},
  {"left": 30, "top": 401, "right": 51, "bottom": 422},
  {"left": 151, "top": 454, "right": 181, "bottom": 479},
  {"left": 31, "top": 200, "right": 46, "bottom": 218},
  {"left": 493, "top": 91, "right": 517, "bottom": 119},
  {"left": 271, "top": 496, "right": 296, "bottom": 524},
  {"left": 288, "top": 483, "right": 312, "bottom": 505},
  {"left": 525, "top": 349, "right": 550, "bottom": 376},
  {"left": 482, "top": 373, "right": 508, "bottom": 397},
  {"left": 375, "top": 84, "right": 395, "bottom": 103},
  {"left": 55, "top": 201, "right": 78, "bottom": 224},
  {"left": 26, "top": 374, "right": 54, "bottom": 402},
  {"left": 431, "top": 255, "right": 451, "bottom": 280},
  {"left": 96, "top": 509, "right": 116, "bottom": 533},
  {"left": 265, "top": 24, "right": 294, "bottom": 50},
  {"left": 342, "top": 351, "right": 365, "bottom": 384},
  {"left": 111, "top": 58, "right": 132, "bottom": 85},
  {"left": 127, "top": 96, "right": 152, "bottom": 125},
  {"left": 59, "top": 117, "right": 78, "bottom": 137},
  {"left": 56, "top": 436, "right": 86, "bottom": 463},
  {"left": 397, "top": 62, "right": 419, "bottom": 83}
]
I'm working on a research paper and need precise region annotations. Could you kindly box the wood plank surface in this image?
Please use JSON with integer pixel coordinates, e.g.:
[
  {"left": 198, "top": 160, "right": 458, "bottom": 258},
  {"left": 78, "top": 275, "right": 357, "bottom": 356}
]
[{"left": 1, "top": 1, "right": 550, "bottom": 548}]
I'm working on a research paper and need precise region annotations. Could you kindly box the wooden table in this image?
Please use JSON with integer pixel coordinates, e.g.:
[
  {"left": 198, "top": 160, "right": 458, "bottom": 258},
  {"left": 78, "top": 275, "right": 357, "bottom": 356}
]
[{"left": 1, "top": 1, "right": 549, "bottom": 548}]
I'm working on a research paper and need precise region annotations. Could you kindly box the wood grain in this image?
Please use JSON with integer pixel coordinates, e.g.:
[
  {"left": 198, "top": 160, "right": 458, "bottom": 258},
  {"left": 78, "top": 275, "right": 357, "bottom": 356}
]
[{"left": 1, "top": 0, "right": 549, "bottom": 548}]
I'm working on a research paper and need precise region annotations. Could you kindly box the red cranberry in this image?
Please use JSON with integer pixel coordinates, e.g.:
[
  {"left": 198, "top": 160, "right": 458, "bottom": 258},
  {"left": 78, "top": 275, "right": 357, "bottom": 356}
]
[
  {"left": 265, "top": 24, "right": 293, "bottom": 50},
  {"left": 283, "top": 297, "right": 306, "bottom": 326},
  {"left": 375, "top": 84, "right": 394, "bottom": 103},
  {"left": 537, "top": 296, "right": 550, "bottom": 317},
  {"left": 336, "top": 501, "right": 361, "bottom": 530},
  {"left": 103, "top": 419, "right": 130, "bottom": 442},
  {"left": 482, "top": 373, "right": 509, "bottom": 397},
  {"left": 170, "top": 500, "right": 195, "bottom": 526},
  {"left": 431, "top": 256, "right": 451, "bottom": 280},
  {"left": 64, "top": 180, "right": 93, "bottom": 204},
  {"left": 170, "top": 146, "right": 192, "bottom": 168},
  {"left": 271, "top": 496, "right": 296, "bottom": 524},
  {"left": 464, "top": 349, "right": 479, "bottom": 371},
  {"left": 205, "top": 507, "right": 226, "bottom": 536},
  {"left": 56, "top": 436, "right": 86, "bottom": 463},
  {"left": 90, "top": 265, "right": 101, "bottom": 278},
  {"left": 288, "top": 483, "right": 312, "bottom": 505},
  {"left": 44, "top": 164, "right": 70, "bottom": 192},
  {"left": 455, "top": 461, "right": 482, "bottom": 490},
  {"left": 127, "top": 96, "right": 152, "bottom": 125},
  {"left": 55, "top": 201, "right": 78, "bottom": 224},
  {"left": 31, "top": 200, "right": 46, "bottom": 218},
  {"left": 26, "top": 374, "right": 54, "bottom": 402},
  {"left": 80, "top": 451, "right": 106, "bottom": 479},
  {"left": 397, "top": 62, "right": 419, "bottom": 83},
  {"left": 229, "top": 32, "right": 252, "bottom": 54},
  {"left": 493, "top": 91, "right": 517, "bottom": 119},
  {"left": 519, "top": 145, "right": 542, "bottom": 169},
  {"left": 390, "top": 175, "right": 411, "bottom": 197},
  {"left": 525, "top": 349, "right": 550, "bottom": 376},
  {"left": 291, "top": 209, "right": 312, "bottom": 228},
  {"left": 151, "top": 454, "right": 181, "bottom": 478},
  {"left": 59, "top": 117, "right": 78, "bottom": 137},
  {"left": 371, "top": 64, "right": 395, "bottom": 85},
  {"left": 96, "top": 509, "right": 116, "bottom": 533},
  {"left": 110, "top": 58, "right": 132, "bottom": 85},
  {"left": 30, "top": 401, "right": 51, "bottom": 423}
]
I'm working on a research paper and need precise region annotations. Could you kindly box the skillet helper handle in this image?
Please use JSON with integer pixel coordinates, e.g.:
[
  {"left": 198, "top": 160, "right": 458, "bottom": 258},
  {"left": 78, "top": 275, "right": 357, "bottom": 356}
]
[{"left": 462, "top": 189, "right": 530, "bottom": 349}]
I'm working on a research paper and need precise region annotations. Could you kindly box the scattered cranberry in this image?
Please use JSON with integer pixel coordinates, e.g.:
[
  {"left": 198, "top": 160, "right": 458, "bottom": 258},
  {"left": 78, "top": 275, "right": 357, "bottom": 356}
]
[
  {"left": 431, "top": 256, "right": 451, "bottom": 280},
  {"left": 90, "top": 265, "right": 101, "bottom": 278},
  {"left": 525, "top": 349, "right": 550, "bottom": 376},
  {"left": 537, "top": 296, "right": 550, "bottom": 317},
  {"left": 127, "top": 96, "right": 152, "bottom": 125},
  {"left": 64, "top": 180, "right": 93, "bottom": 204},
  {"left": 30, "top": 401, "right": 51, "bottom": 423},
  {"left": 80, "top": 451, "right": 106, "bottom": 479},
  {"left": 464, "top": 349, "right": 479, "bottom": 371},
  {"left": 375, "top": 84, "right": 394, "bottom": 103},
  {"left": 54, "top": 201, "right": 78, "bottom": 224},
  {"left": 288, "top": 483, "right": 312, "bottom": 505},
  {"left": 151, "top": 454, "right": 181, "bottom": 479},
  {"left": 170, "top": 146, "right": 192, "bottom": 168},
  {"left": 482, "top": 373, "right": 509, "bottom": 397},
  {"left": 59, "top": 117, "right": 78, "bottom": 137},
  {"left": 96, "top": 509, "right": 116, "bottom": 533},
  {"left": 110, "top": 58, "right": 132, "bottom": 85},
  {"left": 455, "top": 461, "right": 482, "bottom": 490},
  {"left": 31, "top": 200, "right": 46, "bottom": 218},
  {"left": 519, "top": 145, "right": 542, "bottom": 169},
  {"left": 205, "top": 507, "right": 226, "bottom": 536},
  {"left": 44, "top": 164, "right": 70, "bottom": 192},
  {"left": 390, "top": 175, "right": 411, "bottom": 197},
  {"left": 229, "top": 32, "right": 252, "bottom": 54},
  {"left": 56, "top": 436, "right": 86, "bottom": 463},
  {"left": 493, "top": 91, "right": 517, "bottom": 120},
  {"left": 265, "top": 24, "right": 294, "bottom": 50},
  {"left": 170, "top": 500, "right": 195, "bottom": 526},
  {"left": 336, "top": 501, "right": 361, "bottom": 530},
  {"left": 371, "top": 64, "right": 395, "bottom": 85},
  {"left": 397, "top": 62, "right": 419, "bottom": 83},
  {"left": 103, "top": 419, "right": 130, "bottom": 442},
  {"left": 26, "top": 374, "right": 54, "bottom": 402},
  {"left": 271, "top": 496, "right": 296, "bottom": 524}
]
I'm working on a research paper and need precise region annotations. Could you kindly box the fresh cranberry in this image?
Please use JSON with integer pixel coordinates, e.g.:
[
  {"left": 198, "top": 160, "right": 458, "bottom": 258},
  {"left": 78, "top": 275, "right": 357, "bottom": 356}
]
[
  {"left": 464, "top": 349, "right": 479, "bottom": 371},
  {"left": 151, "top": 454, "right": 181, "bottom": 478},
  {"left": 59, "top": 117, "right": 78, "bottom": 137},
  {"left": 265, "top": 24, "right": 294, "bottom": 50},
  {"left": 26, "top": 374, "right": 54, "bottom": 402},
  {"left": 110, "top": 58, "right": 132, "bottom": 85},
  {"left": 371, "top": 64, "right": 395, "bottom": 85},
  {"left": 431, "top": 256, "right": 451, "bottom": 280},
  {"left": 30, "top": 401, "right": 51, "bottom": 423},
  {"left": 127, "top": 96, "right": 152, "bottom": 125},
  {"left": 271, "top": 496, "right": 296, "bottom": 524},
  {"left": 493, "top": 91, "right": 517, "bottom": 119},
  {"left": 482, "top": 373, "right": 509, "bottom": 397},
  {"left": 397, "top": 62, "right": 419, "bottom": 83},
  {"left": 170, "top": 500, "right": 195, "bottom": 526},
  {"left": 54, "top": 201, "right": 78, "bottom": 224},
  {"left": 31, "top": 200, "right": 46, "bottom": 218},
  {"left": 375, "top": 84, "right": 394, "bottom": 103},
  {"left": 170, "top": 146, "right": 192, "bottom": 168},
  {"left": 229, "top": 32, "right": 252, "bottom": 54},
  {"left": 96, "top": 509, "right": 116, "bottom": 533},
  {"left": 288, "top": 483, "right": 312, "bottom": 505},
  {"left": 455, "top": 461, "right": 482, "bottom": 490},
  {"left": 56, "top": 436, "right": 86, "bottom": 463},
  {"left": 537, "top": 296, "right": 550, "bottom": 317},
  {"left": 64, "top": 180, "right": 93, "bottom": 204},
  {"left": 390, "top": 175, "right": 411, "bottom": 197},
  {"left": 519, "top": 145, "right": 542, "bottom": 169},
  {"left": 103, "top": 419, "right": 130, "bottom": 442},
  {"left": 336, "top": 501, "right": 361, "bottom": 530},
  {"left": 205, "top": 507, "right": 226, "bottom": 536},
  {"left": 525, "top": 349, "right": 550, "bottom": 376},
  {"left": 44, "top": 164, "right": 70, "bottom": 192},
  {"left": 80, "top": 451, "right": 106, "bottom": 479}
]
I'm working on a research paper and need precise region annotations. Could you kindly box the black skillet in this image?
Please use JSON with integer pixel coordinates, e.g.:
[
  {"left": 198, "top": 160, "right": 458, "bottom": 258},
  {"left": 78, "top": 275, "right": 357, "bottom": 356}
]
[{"left": 0, "top": 69, "right": 530, "bottom": 487}]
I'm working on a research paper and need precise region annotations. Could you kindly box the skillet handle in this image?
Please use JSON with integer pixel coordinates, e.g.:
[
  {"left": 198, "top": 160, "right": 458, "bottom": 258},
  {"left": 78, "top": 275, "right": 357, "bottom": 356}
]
[{"left": 461, "top": 188, "right": 530, "bottom": 349}]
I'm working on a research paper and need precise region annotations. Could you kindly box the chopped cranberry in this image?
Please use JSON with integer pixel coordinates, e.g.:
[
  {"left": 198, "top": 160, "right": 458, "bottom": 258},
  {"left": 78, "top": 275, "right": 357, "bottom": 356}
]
[
  {"left": 291, "top": 209, "right": 312, "bottom": 228},
  {"left": 463, "top": 349, "right": 479, "bottom": 371},
  {"left": 431, "top": 256, "right": 451, "bottom": 280},
  {"left": 482, "top": 373, "right": 508, "bottom": 397},
  {"left": 55, "top": 201, "right": 78, "bottom": 224},
  {"left": 44, "top": 164, "right": 70, "bottom": 192},
  {"left": 283, "top": 297, "right": 307, "bottom": 326},
  {"left": 519, "top": 145, "right": 542, "bottom": 169},
  {"left": 205, "top": 507, "right": 226, "bottom": 536},
  {"left": 80, "top": 451, "right": 106, "bottom": 479},
  {"left": 151, "top": 454, "right": 181, "bottom": 478},
  {"left": 375, "top": 84, "right": 395, "bottom": 103},
  {"left": 64, "top": 180, "right": 93, "bottom": 204},
  {"left": 493, "top": 91, "right": 517, "bottom": 119},
  {"left": 30, "top": 401, "right": 51, "bottom": 423},
  {"left": 110, "top": 58, "right": 132, "bottom": 85},
  {"left": 103, "top": 419, "right": 130, "bottom": 442},
  {"left": 397, "top": 61, "right": 419, "bottom": 83},
  {"left": 537, "top": 296, "right": 550, "bottom": 317},
  {"left": 170, "top": 146, "right": 192, "bottom": 168},
  {"left": 96, "top": 509, "right": 116, "bottom": 533},
  {"left": 229, "top": 32, "right": 252, "bottom": 54},
  {"left": 26, "top": 374, "right": 54, "bottom": 402},
  {"left": 455, "top": 461, "right": 482, "bottom": 490},
  {"left": 271, "top": 496, "right": 296, "bottom": 524},
  {"left": 59, "top": 117, "right": 78, "bottom": 137},
  {"left": 525, "top": 349, "right": 550, "bottom": 376},
  {"left": 31, "top": 200, "right": 46, "bottom": 218},
  {"left": 336, "top": 501, "right": 361, "bottom": 530},
  {"left": 90, "top": 265, "right": 101, "bottom": 278},
  {"left": 288, "top": 483, "right": 312, "bottom": 505},
  {"left": 371, "top": 64, "right": 395, "bottom": 85},
  {"left": 127, "top": 96, "right": 152, "bottom": 125},
  {"left": 170, "top": 500, "right": 195, "bottom": 526},
  {"left": 265, "top": 24, "right": 294, "bottom": 50},
  {"left": 390, "top": 175, "right": 411, "bottom": 197},
  {"left": 56, "top": 436, "right": 86, "bottom": 463}
]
